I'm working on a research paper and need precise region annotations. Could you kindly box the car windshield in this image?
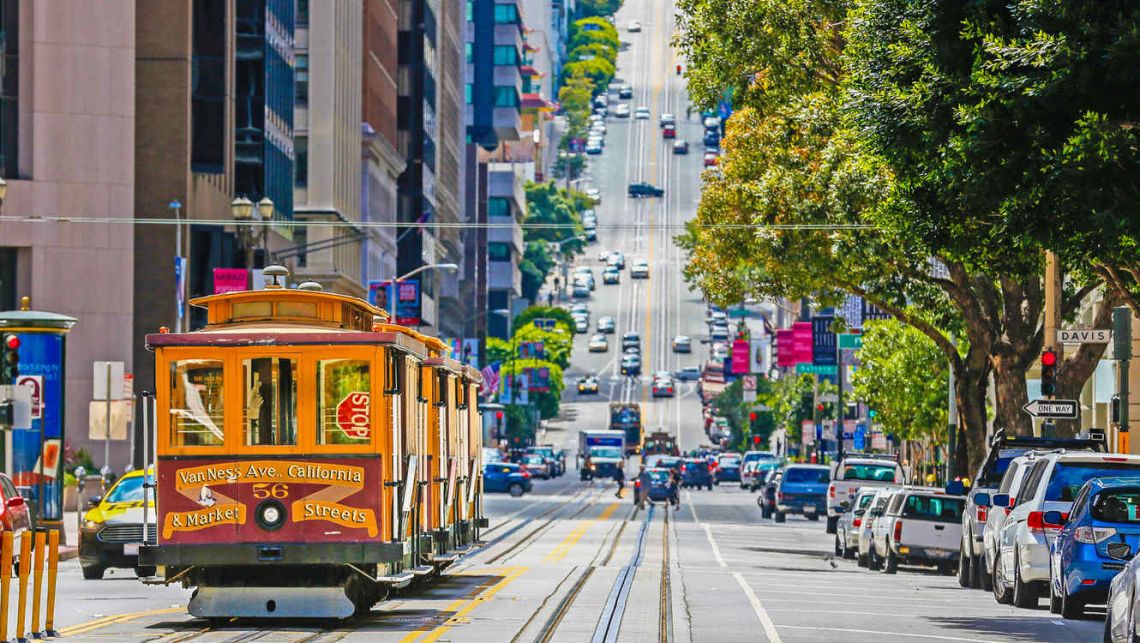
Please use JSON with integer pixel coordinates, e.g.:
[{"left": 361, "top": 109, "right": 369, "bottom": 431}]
[
  {"left": 105, "top": 475, "right": 154, "bottom": 503},
  {"left": 524, "top": 455, "right": 544, "bottom": 464},
  {"left": 719, "top": 457, "right": 740, "bottom": 466},
  {"left": 1047, "top": 462, "right": 1140, "bottom": 501},
  {"left": 856, "top": 493, "right": 876, "bottom": 510},
  {"left": 1091, "top": 489, "right": 1140, "bottom": 523},
  {"left": 591, "top": 447, "right": 623, "bottom": 459},
  {"left": 842, "top": 464, "right": 898, "bottom": 482},
  {"left": 901, "top": 495, "right": 965, "bottom": 521},
  {"left": 784, "top": 468, "right": 829, "bottom": 484},
  {"left": 648, "top": 470, "right": 670, "bottom": 483},
  {"left": 978, "top": 448, "right": 1031, "bottom": 486},
  {"left": 487, "top": 464, "right": 520, "bottom": 473}
]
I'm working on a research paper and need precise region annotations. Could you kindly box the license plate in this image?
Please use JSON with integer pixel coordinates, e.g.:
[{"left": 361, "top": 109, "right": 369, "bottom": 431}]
[
  {"left": 123, "top": 543, "right": 140, "bottom": 556},
  {"left": 804, "top": 506, "right": 817, "bottom": 514}
]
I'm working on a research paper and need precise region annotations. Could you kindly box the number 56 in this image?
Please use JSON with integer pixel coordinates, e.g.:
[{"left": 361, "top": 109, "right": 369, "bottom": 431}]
[{"left": 253, "top": 483, "right": 289, "bottom": 499}]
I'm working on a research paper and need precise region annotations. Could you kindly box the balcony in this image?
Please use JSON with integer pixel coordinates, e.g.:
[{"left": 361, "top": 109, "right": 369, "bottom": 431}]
[{"left": 488, "top": 259, "right": 521, "bottom": 295}]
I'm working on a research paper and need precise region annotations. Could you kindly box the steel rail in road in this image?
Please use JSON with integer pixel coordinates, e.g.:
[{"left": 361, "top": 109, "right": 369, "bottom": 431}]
[{"left": 591, "top": 504, "right": 659, "bottom": 643}]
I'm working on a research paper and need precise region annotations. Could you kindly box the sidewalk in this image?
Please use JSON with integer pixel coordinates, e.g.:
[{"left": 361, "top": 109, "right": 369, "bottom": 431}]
[{"left": 56, "top": 510, "right": 80, "bottom": 561}]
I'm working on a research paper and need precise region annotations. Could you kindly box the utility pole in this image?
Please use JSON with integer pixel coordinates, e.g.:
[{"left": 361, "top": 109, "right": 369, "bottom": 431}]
[
  {"left": 1114, "top": 307, "right": 1132, "bottom": 453},
  {"left": 1042, "top": 251, "right": 1063, "bottom": 437},
  {"left": 947, "top": 335, "right": 957, "bottom": 481}
]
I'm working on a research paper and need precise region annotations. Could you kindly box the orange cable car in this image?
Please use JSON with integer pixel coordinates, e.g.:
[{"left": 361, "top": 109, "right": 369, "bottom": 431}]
[{"left": 139, "top": 271, "right": 485, "bottom": 619}]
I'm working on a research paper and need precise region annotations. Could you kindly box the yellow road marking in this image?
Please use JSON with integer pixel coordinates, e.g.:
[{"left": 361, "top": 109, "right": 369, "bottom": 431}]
[
  {"left": 60, "top": 606, "right": 184, "bottom": 637},
  {"left": 400, "top": 566, "right": 529, "bottom": 643},
  {"left": 642, "top": 0, "right": 668, "bottom": 418},
  {"left": 544, "top": 502, "right": 622, "bottom": 563}
]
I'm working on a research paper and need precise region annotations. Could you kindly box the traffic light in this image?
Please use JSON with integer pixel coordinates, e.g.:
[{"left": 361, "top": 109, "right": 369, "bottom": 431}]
[
  {"left": 1, "top": 334, "right": 18, "bottom": 385},
  {"left": 1040, "top": 349, "right": 1058, "bottom": 397},
  {"left": 749, "top": 411, "right": 758, "bottom": 423},
  {"left": 752, "top": 435, "right": 762, "bottom": 445}
]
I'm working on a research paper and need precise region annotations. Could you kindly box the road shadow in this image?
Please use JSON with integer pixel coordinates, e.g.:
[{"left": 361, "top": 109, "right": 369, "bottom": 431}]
[{"left": 923, "top": 614, "right": 1102, "bottom": 641}]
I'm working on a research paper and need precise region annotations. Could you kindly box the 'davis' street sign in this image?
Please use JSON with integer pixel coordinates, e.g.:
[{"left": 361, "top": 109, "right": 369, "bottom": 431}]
[
  {"left": 1057, "top": 329, "right": 1112, "bottom": 344},
  {"left": 1022, "top": 399, "right": 1079, "bottom": 420}
]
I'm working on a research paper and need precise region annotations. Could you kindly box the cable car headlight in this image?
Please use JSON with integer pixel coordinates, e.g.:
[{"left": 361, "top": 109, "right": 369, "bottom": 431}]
[{"left": 256, "top": 500, "right": 286, "bottom": 531}]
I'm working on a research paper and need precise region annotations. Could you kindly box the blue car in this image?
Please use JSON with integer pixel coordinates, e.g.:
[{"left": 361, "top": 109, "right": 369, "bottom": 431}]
[
  {"left": 483, "top": 463, "right": 533, "bottom": 497},
  {"left": 774, "top": 465, "right": 830, "bottom": 523},
  {"left": 1049, "top": 477, "right": 1140, "bottom": 619}
]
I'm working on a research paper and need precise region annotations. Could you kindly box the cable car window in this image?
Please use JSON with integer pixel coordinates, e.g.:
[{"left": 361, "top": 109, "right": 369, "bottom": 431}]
[
  {"left": 169, "top": 359, "right": 225, "bottom": 447},
  {"left": 384, "top": 349, "right": 402, "bottom": 394},
  {"left": 317, "top": 359, "right": 371, "bottom": 444},
  {"left": 434, "top": 371, "right": 449, "bottom": 407},
  {"left": 242, "top": 357, "right": 298, "bottom": 446},
  {"left": 276, "top": 301, "right": 318, "bottom": 318}
]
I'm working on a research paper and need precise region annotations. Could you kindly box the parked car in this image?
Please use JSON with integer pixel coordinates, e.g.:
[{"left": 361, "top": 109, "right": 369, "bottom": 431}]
[
  {"left": 681, "top": 458, "right": 714, "bottom": 490},
  {"left": 1051, "top": 477, "right": 1140, "bottom": 619},
  {"left": 79, "top": 468, "right": 155, "bottom": 579},
  {"left": 774, "top": 465, "right": 830, "bottom": 523},
  {"left": 959, "top": 430, "right": 1106, "bottom": 591},
  {"left": 715, "top": 453, "right": 743, "bottom": 484},
  {"left": 577, "top": 375, "right": 599, "bottom": 395},
  {"left": 826, "top": 454, "right": 904, "bottom": 534},
  {"left": 572, "top": 315, "right": 589, "bottom": 332},
  {"left": 1105, "top": 543, "right": 1140, "bottom": 642},
  {"left": 741, "top": 452, "right": 780, "bottom": 490},
  {"left": 993, "top": 452, "right": 1140, "bottom": 609},
  {"left": 527, "top": 446, "right": 565, "bottom": 477},
  {"left": 672, "top": 335, "right": 692, "bottom": 353},
  {"left": 981, "top": 452, "right": 1040, "bottom": 598},
  {"left": 587, "top": 334, "right": 609, "bottom": 352},
  {"left": 758, "top": 470, "right": 783, "bottom": 519},
  {"left": 628, "top": 181, "right": 664, "bottom": 198},
  {"left": 483, "top": 463, "right": 533, "bottom": 497},
  {"left": 709, "top": 325, "right": 729, "bottom": 341},
  {"left": 836, "top": 488, "right": 879, "bottom": 559},
  {"left": 703, "top": 152, "right": 719, "bottom": 167},
  {"left": 870, "top": 489, "right": 964, "bottom": 574},
  {"left": 586, "top": 141, "right": 603, "bottom": 155},
  {"left": 673, "top": 140, "right": 689, "bottom": 155},
  {"left": 519, "top": 454, "right": 552, "bottom": 480},
  {"left": 858, "top": 488, "right": 902, "bottom": 567}
]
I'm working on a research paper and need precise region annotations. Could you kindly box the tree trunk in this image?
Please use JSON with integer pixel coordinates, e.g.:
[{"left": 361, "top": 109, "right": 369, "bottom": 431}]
[
  {"left": 992, "top": 355, "right": 1032, "bottom": 437},
  {"left": 954, "top": 356, "right": 991, "bottom": 477}
]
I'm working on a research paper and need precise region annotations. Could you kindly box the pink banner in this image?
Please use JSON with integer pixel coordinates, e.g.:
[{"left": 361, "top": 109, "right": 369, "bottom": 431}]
[
  {"left": 213, "top": 268, "right": 249, "bottom": 294},
  {"left": 776, "top": 329, "right": 794, "bottom": 367},
  {"left": 732, "top": 340, "right": 751, "bottom": 375},
  {"left": 791, "top": 322, "right": 814, "bottom": 365}
]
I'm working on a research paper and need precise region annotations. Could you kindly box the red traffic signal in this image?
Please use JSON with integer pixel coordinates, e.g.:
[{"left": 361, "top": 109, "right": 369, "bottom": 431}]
[
  {"left": 1041, "top": 349, "right": 1058, "bottom": 396},
  {"left": 3, "top": 335, "right": 17, "bottom": 350},
  {"left": 752, "top": 435, "right": 761, "bottom": 445},
  {"left": 816, "top": 404, "right": 825, "bottom": 412},
  {"left": 749, "top": 412, "right": 757, "bottom": 422},
  {"left": 495, "top": 411, "right": 504, "bottom": 421},
  {"left": 1041, "top": 349, "right": 1057, "bottom": 367}
]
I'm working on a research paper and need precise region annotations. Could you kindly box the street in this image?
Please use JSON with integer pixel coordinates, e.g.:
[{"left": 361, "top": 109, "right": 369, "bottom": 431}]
[{"left": 43, "top": 0, "right": 1103, "bottom": 641}]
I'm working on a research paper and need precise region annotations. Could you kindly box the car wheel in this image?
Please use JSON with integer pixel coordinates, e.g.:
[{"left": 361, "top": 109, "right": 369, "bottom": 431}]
[
  {"left": 82, "top": 565, "right": 105, "bottom": 580},
  {"left": 857, "top": 551, "right": 868, "bottom": 568},
  {"left": 1049, "top": 572, "right": 1063, "bottom": 614},
  {"left": 807, "top": 514, "right": 820, "bottom": 522},
  {"left": 707, "top": 484, "right": 713, "bottom": 491},
  {"left": 883, "top": 548, "right": 898, "bottom": 575},
  {"left": 826, "top": 516, "right": 838, "bottom": 534},
  {"left": 135, "top": 565, "right": 157, "bottom": 578},
  {"left": 1060, "top": 587, "right": 1084, "bottom": 620},
  {"left": 1012, "top": 551, "right": 1039, "bottom": 609},
  {"left": 508, "top": 483, "right": 525, "bottom": 498},
  {"left": 979, "top": 553, "right": 993, "bottom": 591},
  {"left": 958, "top": 545, "right": 972, "bottom": 588},
  {"left": 774, "top": 511, "right": 786, "bottom": 523},
  {"left": 992, "top": 554, "right": 1012, "bottom": 604},
  {"left": 1102, "top": 604, "right": 1112, "bottom": 643},
  {"left": 834, "top": 534, "right": 843, "bottom": 557},
  {"left": 868, "top": 549, "right": 882, "bottom": 571}
]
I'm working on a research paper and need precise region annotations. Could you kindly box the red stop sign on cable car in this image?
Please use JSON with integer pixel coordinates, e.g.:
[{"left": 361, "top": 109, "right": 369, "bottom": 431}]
[{"left": 336, "top": 393, "right": 371, "bottom": 440}]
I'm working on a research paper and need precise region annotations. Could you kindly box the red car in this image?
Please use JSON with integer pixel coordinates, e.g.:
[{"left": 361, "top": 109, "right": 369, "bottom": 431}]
[
  {"left": 703, "top": 152, "right": 719, "bottom": 167},
  {"left": 0, "top": 473, "right": 32, "bottom": 535},
  {"left": 663, "top": 125, "right": 676, "bottom": 139}
]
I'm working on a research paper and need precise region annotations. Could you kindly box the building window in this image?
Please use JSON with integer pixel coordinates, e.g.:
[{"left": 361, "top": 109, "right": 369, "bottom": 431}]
[
  {"left": 465, "top": 83, "right": 472, "bottom": 105},
  {"left": 488, "top": 197, "right": 511, "bottom": 218},
  {"left": 295, "top": 136, "right": 308, "bottom": 187},
  {"left": 0, "top": 247, "right": 14, "bottom": 311},
  {"left": 295, "top": 53, "right": 309, "bottom": 104},
  {"left": 465, "top": 42, "right": 472, "bottom": 64},
  {"left": 169, "top": 359, "right": 225, "bottom": 447},
  {"left": 493, "top": 45, "right": 518, "bottom": 66},
  {"left": 493, "top": 86, "right": 519, "bottom": 108},
  {"left": 0, "top": 0, "right": 16, "bottom": 178},
  {"left": 488, "top": 243, "right": 511, "bottom": 262},
  {"left": 191, "top": 0, "right": 226, "bottom": 173},
  {"left": 466, "top": 0, "right": 473, "bottom": 22},
  {"left": 493, "top": 4, "right": 518, "bottom": 24},
  {"left": 297, "top": 0, "right": 309, "bottom": 25},
  {"left": 242, "top": 357, "right": 298, "bottom": 447},
  {"left": 318, "top": 359, "right": 371, "bottom": 444}
]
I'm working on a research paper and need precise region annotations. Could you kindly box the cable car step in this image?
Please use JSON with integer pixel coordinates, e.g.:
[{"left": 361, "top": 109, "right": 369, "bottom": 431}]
[
  {"left": 375, "top": 571, "right": 415, "bottom": 588},
  {"left": 430, "top": 553, "right": 458, "bottom": 564},
  {"left": 410, "top": 565, "right": 434, "bottom": 576},
  {"left": 189, "top": 586, "right": 355, "bottom": 619}
]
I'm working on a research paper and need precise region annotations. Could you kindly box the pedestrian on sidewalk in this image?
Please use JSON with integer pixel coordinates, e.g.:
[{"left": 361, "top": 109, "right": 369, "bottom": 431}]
[{"left": 613, "top": 465, "right": 625, "bottom": 498}]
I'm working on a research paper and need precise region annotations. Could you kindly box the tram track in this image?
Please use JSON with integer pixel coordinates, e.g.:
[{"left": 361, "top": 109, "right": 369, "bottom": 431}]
[{"left": 483, "top": 485, "right": 606, "bottom": 564}]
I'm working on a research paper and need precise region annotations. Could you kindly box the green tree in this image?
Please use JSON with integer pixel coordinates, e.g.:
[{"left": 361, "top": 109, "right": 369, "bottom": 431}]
[
  {"left": 852, "top": 320, "right": 949, "bottom": 444},
  {"left": 485, "top": 337, "right": 511, "bottom": 364},
  {"left": 512, "top": 306, "right": 576, "bottom": 335},
  {"left": 576, "top": 0, "right": 623, "bottom": 18},
  {"left": 713, "top": 378, "right": 778, "bottom": 451},
  {"left": 564, "top": 58, "right": 617, "bottom": 94},
  {"left": 501, "top": 359, "right": 565, "bottom": 420}
]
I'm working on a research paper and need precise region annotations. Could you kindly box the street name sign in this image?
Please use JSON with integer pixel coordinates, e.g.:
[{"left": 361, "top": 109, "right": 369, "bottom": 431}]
[
  {"left": 1022, "top": 399, "right": 1079, "bottom": 420},
  {"left": 795, "top": 364, "right": 837, "bottom": 375},
  {"left": 837, "top": 333, "right": 863, "bottom": 350},
  {"left": 1057, "top": 329, "right": 1111, "bottom": 344}
]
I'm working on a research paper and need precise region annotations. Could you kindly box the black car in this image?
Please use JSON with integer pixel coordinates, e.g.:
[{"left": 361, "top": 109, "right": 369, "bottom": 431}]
[
  {"left": 715, "top": 454, "right": 743, "bottom": 483},
  {"left": 621, "top": 331, "right": 641, "bottom": 351},
  {"left": 628, "top": 181, "right": 665, "bottom": 198},
  {"left": 618, "top": 86, "right": 633, "bottom": 99},
  {"left": 758, "top": 470, "right": 783, "bottom": 518},
  {"left": 703, "top": 132, "right": 720, "bottom": 147},
  {"left": 681, "top": 458, "right": 713, "bottom": 490}
]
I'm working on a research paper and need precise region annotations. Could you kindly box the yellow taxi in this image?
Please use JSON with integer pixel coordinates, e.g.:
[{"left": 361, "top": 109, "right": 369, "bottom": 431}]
[{"left": 79, "top": 468, "right": 156, "bottom": 580}]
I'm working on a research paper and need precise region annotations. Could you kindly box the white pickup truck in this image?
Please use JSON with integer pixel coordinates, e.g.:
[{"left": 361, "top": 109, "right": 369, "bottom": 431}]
[
  {"left": 871, "top": 488, "right": 965, "bottom": 574},
  {"left": 826, "top": 454, "right": 905, "bottom": 533}
]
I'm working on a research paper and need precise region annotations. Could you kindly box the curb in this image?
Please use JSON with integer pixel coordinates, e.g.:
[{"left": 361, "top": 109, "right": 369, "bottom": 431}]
[{"left": 59, "top": 546, "right": 78, "bottom": 561}]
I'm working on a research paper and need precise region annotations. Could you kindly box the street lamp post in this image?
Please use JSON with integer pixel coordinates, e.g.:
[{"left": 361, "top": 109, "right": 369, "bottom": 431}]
[
  {"left": 169, "top": 199, "right": 184, "bottom": 333},
  {"left": 386, "top": 263, "right": 458, "bottom": 325},
  {"left": 231, "top": 196, "right": 274, "bottom": 278}
]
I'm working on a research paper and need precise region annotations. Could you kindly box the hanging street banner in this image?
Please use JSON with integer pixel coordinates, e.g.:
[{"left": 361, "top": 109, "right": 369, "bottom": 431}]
[
  {"left": 1022, "top": 399, "right": 1079, "bottom": 419},
  {"left": 812, "top": 314, "right": 837, "bottom": 366}
]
